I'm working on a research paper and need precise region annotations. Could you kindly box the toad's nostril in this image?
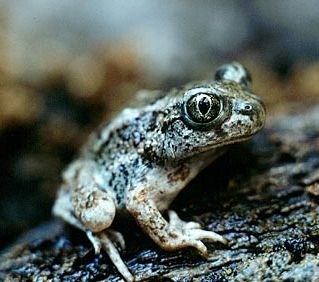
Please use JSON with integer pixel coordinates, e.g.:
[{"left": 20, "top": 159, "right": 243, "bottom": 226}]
[
  {"left": 244, "top": 105, "right": 252, "bottom": 111},
  {"left": 235, "top": 102, "right": 254, "bottom": 115}
]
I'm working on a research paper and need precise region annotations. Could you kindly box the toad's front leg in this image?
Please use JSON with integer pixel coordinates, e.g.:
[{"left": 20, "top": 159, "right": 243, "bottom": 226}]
[
  {"left": 53, "top": 160, "right": 134, "bottom": 282},
  {"left": 126, "top": 185, "right": 227, "bottom": 257}
]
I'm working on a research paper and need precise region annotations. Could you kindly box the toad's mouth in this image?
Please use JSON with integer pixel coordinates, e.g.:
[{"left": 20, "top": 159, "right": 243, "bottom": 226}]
[
  {"left": 175, "top": 133, "right": 259, "bottom": 163},
  {"left": 195, "top": 132, "right": 261, "bottom": 155}
]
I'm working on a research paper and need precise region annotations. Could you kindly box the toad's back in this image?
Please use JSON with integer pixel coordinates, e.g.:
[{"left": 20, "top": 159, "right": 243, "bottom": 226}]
[{"left": 78, "top": 109, "right": 156, "bottom": 206}]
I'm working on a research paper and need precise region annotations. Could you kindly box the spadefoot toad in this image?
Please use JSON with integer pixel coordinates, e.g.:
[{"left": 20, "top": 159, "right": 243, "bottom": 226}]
[{"left": 53, "top": 62, "right": 266, "bottom": 281}]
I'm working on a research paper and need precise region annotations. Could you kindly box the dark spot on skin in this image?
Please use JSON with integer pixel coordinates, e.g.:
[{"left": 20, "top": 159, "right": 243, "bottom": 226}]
[
  {"left": 122, "top": 132, "right": 131, "bottom": 142},
  {"left": 109, "top": 131, "right": 114, "bottom": 139},
  {"left": 132, "top": 158, "right": 139, "bottom": 168},
  {"left": 143, "top": 143, "right": 163, "bottom": 164},
  {"left": 213, "top": 127, "right": 228, "bottom": 140},
  {"left": 132, "top": 131, "right": 144, "bottom": 146},
  {"left": 115, "top": 123, "right": 134, "bottom": 143},
  {"left": 167, "top": 165, "right": 190, "bottom": 183},
  {"left": 94, "top": 132, "right": 114, "bottom": 158},
  {"left": 148, "top": 122, "right": 157, "bottom": 132},
  {"left": 115, "top": 189, "right": 123, "bottom": 204},
  {"left": 240, "top": 77, "right": 248, "bottom": 87},
  {"left": 108, "top": 172, "right": 116, "bottom": 187},
  {"left": 215, "top": 68, "right": 227, "bottom": 81},
  {"left": 161, "top": 115, "right": 181, "bottom": 133},
  {"left": 184, "top": 142, "right": 191, "bottom": 150},
  {"left": 119, "top": 164, "right": 128, "bottom": 177},
  {"left": 145, "top": 161, "right": 153, "bottom": 169},
  {"left": 147, "top": 111, "right": 160, "bottom": 131}
]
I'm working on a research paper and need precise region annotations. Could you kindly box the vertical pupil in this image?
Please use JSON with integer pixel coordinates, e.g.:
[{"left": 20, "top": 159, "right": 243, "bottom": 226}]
[{"left": 198, "top": 96, "right": 211, "bottom": 115}]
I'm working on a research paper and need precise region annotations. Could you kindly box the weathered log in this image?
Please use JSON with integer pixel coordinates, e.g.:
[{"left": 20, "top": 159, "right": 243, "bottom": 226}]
[{"left": 1, "top": 106, "right": 319, "bottom": 281}]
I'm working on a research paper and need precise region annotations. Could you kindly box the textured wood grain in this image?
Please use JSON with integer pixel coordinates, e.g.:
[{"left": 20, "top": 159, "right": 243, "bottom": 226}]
[{"left": 1, "top": 107, "right": 319, "bottom": 281}]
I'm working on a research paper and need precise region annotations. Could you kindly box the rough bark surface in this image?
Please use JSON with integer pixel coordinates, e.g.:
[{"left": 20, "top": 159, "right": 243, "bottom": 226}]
[{"left": 1, "top": 106, "right": 319, "bottom": 281}]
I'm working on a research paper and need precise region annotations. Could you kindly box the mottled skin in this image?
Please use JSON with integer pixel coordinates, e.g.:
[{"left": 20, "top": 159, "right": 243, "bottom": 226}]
[{"left": 53, "top": 62, "right": 266, "bottom": 281}]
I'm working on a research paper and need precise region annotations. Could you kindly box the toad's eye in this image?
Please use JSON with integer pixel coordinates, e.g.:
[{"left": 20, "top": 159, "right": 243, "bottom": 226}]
[
  {"left": 182, "top": 93, "right": 224, "bottom": 130},
  {"left": 186, "top": 94, "right": 220, "bottom": 122}
]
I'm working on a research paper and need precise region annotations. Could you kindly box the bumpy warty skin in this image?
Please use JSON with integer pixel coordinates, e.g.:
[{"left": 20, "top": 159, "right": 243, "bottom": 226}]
[
  {"left": 78, "top": 80, "right": 265, "bottom": 207},
  {"left": 53, "top": 62, "right": 266, "bottom": 282}
]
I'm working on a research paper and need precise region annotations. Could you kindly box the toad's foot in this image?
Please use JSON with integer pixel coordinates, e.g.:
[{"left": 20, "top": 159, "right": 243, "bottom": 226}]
[
  {"left": 167, "top": 210, "right": 228, "bottom": 257},
  {"left": 127, "top": 190, "right": 227, "bottom": 259},
  {"left": 86, "top": 230, "right": 134, "bottom": 282}
]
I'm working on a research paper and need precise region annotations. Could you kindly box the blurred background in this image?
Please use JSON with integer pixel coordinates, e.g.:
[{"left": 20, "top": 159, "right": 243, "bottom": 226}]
[{"left": 1, "top": 0, "right": 319, "bottom": 248}]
